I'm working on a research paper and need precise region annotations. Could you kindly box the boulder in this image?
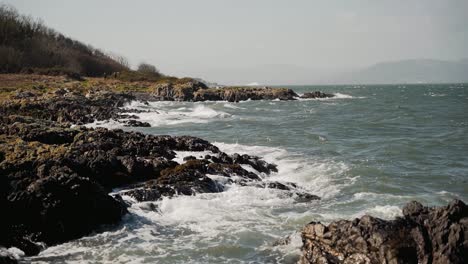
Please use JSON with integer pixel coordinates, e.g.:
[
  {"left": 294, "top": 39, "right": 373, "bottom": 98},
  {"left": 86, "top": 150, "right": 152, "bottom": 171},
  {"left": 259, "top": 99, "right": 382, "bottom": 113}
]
[
  {"left": 300, "top": 199, "right": 468, "bottom": 264},
  {"left": 1, "top": 172, "right": 127, "bottom": 255}
]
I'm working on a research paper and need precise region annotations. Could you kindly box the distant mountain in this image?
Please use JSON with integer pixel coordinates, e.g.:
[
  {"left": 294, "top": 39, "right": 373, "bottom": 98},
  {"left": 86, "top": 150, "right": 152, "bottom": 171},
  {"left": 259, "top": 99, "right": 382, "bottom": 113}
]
[
  {"left": 335, "top": 59, "right": 468, "bottom": 84},
  {"left": 200, "top": 59, "right": 468, "bottom": 85}
]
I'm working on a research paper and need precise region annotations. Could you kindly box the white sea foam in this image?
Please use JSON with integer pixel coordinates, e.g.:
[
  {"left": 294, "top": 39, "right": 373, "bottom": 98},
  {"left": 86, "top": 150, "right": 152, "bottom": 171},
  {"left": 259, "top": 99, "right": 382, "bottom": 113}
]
[
  {"left": 128, "top": 104, "right": 231, "bottom": 127},
  {"left": 26, "top": 142, "right": 353, "bottom": 263},
  {"left": 222, "top": 103, "right": 245, "bottom": 110},
  {"left": 333, "top": 93, "right": 354, "bottom": 99},
  {"left": 296, "top": 92, "right": 365, "bottom": 101},
  {"left": 85, "top": 101, "right": 232, "bottom": 128},
  {"left": 213, "top": 142, "right": 352, "bottom": 199},
  {"left": 359, "top": 205, "right": 403, "bottom": 219}
]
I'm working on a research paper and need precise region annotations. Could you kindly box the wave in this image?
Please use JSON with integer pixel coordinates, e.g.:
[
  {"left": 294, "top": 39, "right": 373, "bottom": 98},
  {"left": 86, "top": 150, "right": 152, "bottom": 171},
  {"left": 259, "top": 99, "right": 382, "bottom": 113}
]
[
  {"left": 296, "top": 92, "right": 365, "bottom": 101},
  {"left": 222, "top": 103, "right": 246, "bottom": 110}
]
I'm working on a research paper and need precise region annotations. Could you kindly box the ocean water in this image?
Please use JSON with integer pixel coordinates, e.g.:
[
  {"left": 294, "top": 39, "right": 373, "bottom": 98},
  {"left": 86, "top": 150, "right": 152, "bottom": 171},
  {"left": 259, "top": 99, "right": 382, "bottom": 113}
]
[{"left": 26, "top": 84, "right": 468, "bottom": 263}]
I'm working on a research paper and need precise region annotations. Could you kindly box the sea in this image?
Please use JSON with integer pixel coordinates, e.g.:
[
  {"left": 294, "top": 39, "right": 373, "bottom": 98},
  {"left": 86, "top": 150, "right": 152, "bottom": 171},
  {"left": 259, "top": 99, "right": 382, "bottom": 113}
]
[{"left": 24, "top": 83, "right": 468, "bottom": 263}]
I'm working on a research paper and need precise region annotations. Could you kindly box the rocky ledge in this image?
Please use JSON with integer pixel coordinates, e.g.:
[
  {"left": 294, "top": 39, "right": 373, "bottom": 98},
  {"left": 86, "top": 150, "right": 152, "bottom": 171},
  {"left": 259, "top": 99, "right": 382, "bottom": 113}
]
[
  {"left": 0, "top": 114, "right": 319, "bottom": 260},
  {"left": 300, "top": 199, "right": 468, "bottom": 264},
  {"left": 136, "top": 82, "right": 301, "bottom": 102}
]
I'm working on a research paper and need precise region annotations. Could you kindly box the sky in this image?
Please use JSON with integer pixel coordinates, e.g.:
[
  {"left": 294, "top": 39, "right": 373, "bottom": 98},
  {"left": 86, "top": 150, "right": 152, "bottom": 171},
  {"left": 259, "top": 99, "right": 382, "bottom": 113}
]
[{"left": 3, "top": 0, "right": 468, "bottom": 84}]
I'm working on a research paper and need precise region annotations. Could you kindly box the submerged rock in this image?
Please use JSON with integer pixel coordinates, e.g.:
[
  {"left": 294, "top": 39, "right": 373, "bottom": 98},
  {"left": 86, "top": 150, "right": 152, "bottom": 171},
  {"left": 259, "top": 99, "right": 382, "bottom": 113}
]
[{"left": 300, "top": 199, "right": 468, "bottom": 264}]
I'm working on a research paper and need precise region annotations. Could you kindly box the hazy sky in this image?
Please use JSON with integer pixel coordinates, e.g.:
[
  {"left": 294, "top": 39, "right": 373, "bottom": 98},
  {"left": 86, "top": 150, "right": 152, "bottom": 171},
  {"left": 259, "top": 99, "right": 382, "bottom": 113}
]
[{"left": 4, "top": 0, "right": 468, "bottom": 84}]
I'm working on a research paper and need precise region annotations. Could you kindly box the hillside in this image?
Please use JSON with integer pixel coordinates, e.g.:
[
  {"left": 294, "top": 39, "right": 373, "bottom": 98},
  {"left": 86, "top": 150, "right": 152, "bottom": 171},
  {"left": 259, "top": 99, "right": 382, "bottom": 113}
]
[{"left": 0, "top": 4, "right": 129, "bottom": 77}]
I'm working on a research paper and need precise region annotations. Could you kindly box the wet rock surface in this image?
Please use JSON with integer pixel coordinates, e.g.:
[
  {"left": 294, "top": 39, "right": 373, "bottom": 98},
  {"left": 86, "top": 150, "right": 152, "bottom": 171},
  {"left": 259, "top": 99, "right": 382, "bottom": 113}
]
[{"left": 300, "top": 199, "right": 468, "bottom": 264}]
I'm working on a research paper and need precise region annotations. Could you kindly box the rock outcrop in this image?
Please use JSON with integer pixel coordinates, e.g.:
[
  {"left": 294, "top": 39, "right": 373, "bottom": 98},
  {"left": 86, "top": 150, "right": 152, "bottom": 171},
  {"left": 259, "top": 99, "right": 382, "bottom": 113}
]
[
  {"left": 148, "top": 79, "right": 208, "bottom": 101},
  {"left": 193, "top": 87, "right": 298, "bottom": 102},
  {"left": 300, "top": 199, "right": 468, "bottom": 264},
  {"left": 300, "top": 91, "right": 334, "bottom": 99}
]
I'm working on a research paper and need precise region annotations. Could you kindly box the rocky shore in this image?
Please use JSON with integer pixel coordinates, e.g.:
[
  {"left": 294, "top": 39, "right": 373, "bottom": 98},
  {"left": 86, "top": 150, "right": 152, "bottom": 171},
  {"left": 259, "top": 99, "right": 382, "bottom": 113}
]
[
  {"left": 0, "top": 74, "right": 321, "bottom": 262},
  {"left": 1, "top": 74, "right": 465, "bottom": 263}
]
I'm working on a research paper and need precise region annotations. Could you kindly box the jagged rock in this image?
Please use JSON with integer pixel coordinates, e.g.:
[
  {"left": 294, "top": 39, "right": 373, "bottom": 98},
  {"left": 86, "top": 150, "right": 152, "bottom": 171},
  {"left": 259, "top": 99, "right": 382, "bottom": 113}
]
[
  {"left": 123, "top": 120, "right": 151, "bottom": 127},
  {"left": 300, "top": 91, "right": 334, "bottom": 99},
  {"left": 300, "top": 199, "right": 468, "bottom": 264},
  {"left": 193, "top": 87, "right": 298, "bottom": 102},
  {"left": 232, "top": 153, "right": 278, "bottom": 174}
]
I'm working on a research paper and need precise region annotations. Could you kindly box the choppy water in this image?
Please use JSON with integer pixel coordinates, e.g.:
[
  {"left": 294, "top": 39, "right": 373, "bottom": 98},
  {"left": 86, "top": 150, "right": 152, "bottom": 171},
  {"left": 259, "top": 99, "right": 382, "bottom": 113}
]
[{"left": 26, "top": 84, "right": 468, "bottom": 263}]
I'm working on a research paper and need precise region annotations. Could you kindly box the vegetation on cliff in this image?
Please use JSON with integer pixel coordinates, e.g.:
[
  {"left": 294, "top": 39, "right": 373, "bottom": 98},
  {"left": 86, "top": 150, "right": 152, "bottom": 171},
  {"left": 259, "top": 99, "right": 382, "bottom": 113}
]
[{"left": 0, "top": 4, "right": 165, "bottom": 81}]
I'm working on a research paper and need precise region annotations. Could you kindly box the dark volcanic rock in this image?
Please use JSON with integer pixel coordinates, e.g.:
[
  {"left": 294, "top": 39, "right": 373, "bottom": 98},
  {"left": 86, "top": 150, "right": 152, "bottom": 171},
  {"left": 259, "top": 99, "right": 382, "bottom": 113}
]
[
  {"left": 300, "top": 199, "right": 468, "bottom": 264},
  {"left": 123, "top": 119, "right": 151, "bottom": 127},
  {"left": 300, "top": 91, "right": 334, "bottom": 99},
  {"left": 0, "top": 170, "right": 127, "bottom": 256},
  {"left": 232, "top": 153, "right": 278, "bottom": 174},
  {"left": 120, "top": 160, "right": 274, "bottom": 203}
]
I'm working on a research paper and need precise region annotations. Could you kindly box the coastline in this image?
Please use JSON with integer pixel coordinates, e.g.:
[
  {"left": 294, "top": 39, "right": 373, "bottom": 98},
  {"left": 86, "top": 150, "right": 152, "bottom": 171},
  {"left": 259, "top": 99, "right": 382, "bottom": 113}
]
[{"left": 0, "top": 74, "right": 466, "bottom": 263}]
